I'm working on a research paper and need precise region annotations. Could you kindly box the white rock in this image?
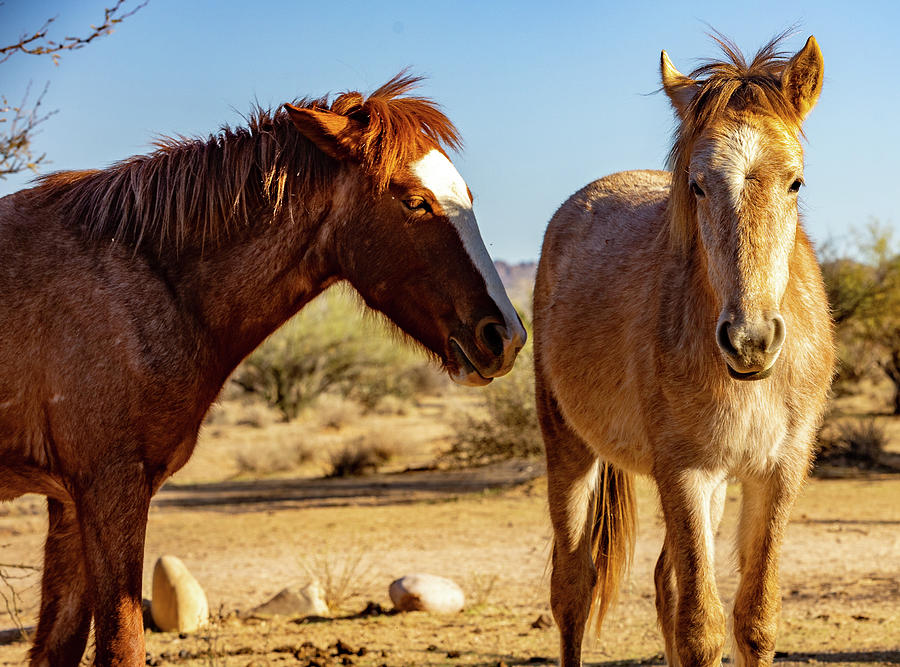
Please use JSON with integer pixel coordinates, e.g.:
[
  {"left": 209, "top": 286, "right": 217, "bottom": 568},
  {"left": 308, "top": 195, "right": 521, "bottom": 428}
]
[
  {"left": 150, "top": 555, "right": 209, "bottom": 633},
  {"left": 250, "top": 581, "right": 329, "bottom": 618},
  {"left": 389, "top": 573, "right": 464, "bottom": 613}
]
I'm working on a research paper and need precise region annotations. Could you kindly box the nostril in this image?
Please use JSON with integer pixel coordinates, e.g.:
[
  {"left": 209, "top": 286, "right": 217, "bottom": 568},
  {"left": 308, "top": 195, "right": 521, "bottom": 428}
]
[
  {"left": 768, "top": 314, "right": 786, "bottom": 353},
  {"left": 717, "top": 320, "right": 738, "bottom": 358},
  {"left": 478, "top": 320, "right": 507, "bottom": 358}
]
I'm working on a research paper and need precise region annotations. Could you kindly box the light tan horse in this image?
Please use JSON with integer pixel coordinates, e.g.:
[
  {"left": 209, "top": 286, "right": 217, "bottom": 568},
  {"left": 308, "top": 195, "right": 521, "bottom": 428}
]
[{"left": 534, "top": 35, "right": 833, "bottom": 667}]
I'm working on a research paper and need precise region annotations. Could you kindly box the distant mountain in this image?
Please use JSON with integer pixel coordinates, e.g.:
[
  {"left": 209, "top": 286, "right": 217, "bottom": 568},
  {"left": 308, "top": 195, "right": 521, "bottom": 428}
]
[{"left": 494, "top": 260, "right": 537, "bottom": 311}]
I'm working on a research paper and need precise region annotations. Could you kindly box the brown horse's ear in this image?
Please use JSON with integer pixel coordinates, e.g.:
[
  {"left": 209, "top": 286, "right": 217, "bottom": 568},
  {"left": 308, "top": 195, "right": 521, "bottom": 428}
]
[
  {"left": 781, "top": 36, "right": 824, "bottom": 120},
  {"left": 284, "top": 104, "right": 365, "bottom": 161},
  {"left": 660, "top": 51, "right": 700, "bottom": 120}
]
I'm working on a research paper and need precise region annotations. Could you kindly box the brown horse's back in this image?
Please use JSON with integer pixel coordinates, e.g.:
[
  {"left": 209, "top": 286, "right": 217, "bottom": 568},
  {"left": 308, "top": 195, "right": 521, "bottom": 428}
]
[{"left": 534, "top": 170, "right": 670, "bottom": 474}]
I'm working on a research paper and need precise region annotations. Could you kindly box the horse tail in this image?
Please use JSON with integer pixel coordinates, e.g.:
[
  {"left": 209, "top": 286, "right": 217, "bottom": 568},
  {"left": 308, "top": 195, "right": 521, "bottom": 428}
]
[{"left": 589, "top": 461, "right": 637, "bottom": 636}]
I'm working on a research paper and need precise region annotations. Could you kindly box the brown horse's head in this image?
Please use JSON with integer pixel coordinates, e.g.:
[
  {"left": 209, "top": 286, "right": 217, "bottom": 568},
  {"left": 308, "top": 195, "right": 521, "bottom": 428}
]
[
  {"left": 283, "top": 74, "right": 525, "bottom": 386},
  {"left": 661, "top": 35, "right": 823, "bottom": 380}
]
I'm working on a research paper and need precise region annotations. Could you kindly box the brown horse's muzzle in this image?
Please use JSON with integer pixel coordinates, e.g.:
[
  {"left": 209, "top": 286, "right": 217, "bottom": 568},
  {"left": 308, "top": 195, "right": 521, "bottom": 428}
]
[{"left": 449, "top": 316, "right": 526, "bottom": 386}]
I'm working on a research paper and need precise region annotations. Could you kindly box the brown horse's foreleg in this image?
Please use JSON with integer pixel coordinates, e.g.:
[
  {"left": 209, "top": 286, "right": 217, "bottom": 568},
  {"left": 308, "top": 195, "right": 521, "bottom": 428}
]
[
  {"left": 654, "top": 467, "right": 727, "bottom": 667},
  {"left": 538, "top": 381, "right": 598, "bottom": 667},
  {"left": 732, "top": 470, "right": 803, "bottom": 667},
  {"left": 28, "top": 498, "right": 92, "bottom": 667},
  {"left": 75, "top": 466, "right": 151, "bottom": 667}
]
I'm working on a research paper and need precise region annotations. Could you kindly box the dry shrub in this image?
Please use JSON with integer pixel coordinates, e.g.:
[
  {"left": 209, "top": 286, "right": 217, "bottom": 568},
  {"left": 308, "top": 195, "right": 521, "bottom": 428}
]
[
  {"left": 327, "top": 437, "right": 397, "bottom": 478},
  {"left": 234, "top": 442, "right": 316, "bottom": 476},
  {"left": 300, "top": 547, "right": 375, "bottom": 612},
  {"left": 312, "top": 394, "right": 363, "bottom": 430},
  {"left": 369, "top": 394, "right": 410, "bottom": 416},
  {"left": 0, "top": 563, "right": 39, "bottom": 642},
  {"left": 232, "top": 289, "right": 437, "bottom": 421},
  {"left": 815, "top": 418, "right": 890, "bottom": 472},
  {"left": 445, "top": 347, "right": 542, "bottom": 465}
]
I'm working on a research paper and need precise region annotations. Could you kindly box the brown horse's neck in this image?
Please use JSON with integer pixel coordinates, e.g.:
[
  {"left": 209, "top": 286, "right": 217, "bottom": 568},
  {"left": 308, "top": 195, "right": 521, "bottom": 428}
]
[{"left": 155, "top": 185, "right": 344, "bottom": 387}]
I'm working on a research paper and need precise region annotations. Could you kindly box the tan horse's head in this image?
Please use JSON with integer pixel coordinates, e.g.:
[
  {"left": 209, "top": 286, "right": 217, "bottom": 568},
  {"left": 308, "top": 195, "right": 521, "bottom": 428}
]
[
  {"left": 661, "top": 35, "right": 823, "bottom": 380},
  {"left": 285, "top": 74, "right": 525, "bottom": 385}
]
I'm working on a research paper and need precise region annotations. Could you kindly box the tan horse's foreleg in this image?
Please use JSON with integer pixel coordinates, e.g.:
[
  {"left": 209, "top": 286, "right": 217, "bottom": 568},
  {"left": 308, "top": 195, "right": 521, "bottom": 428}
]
[
  {"left": 654, "top": 468, "right": 727, "bottom": 667},
  {"left": 655, "top": 478, "right": 726, "bottom": 667},
  {"left": 538, "top": 382, "right": 598, "bottom": 667},
  {"left": 75, "top": 467, "right": 151, "bottom": 667},
  {"left": 28, "top": 498, "right": 92, "bottom": 667},
  {"left": 732, "top": 470, "right": 803, "bottom": 667},
  {"left": 654, "top": 538, "right": 678, "bottom": 667}
]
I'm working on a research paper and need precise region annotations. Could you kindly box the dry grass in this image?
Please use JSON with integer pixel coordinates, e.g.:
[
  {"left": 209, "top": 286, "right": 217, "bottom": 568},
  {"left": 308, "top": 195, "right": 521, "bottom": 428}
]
[
  {"left": 299, "top": 547, "right": 376, "bottom": 613},
  {"left": 464, "top": 571, "right": 500, "bottom": 611}
]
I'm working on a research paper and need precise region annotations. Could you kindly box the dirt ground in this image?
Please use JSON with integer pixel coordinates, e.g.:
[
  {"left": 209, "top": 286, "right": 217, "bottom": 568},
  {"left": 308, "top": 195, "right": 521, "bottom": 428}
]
[{"left": 0, "top": 390, "right": 898, "bottom": 666}]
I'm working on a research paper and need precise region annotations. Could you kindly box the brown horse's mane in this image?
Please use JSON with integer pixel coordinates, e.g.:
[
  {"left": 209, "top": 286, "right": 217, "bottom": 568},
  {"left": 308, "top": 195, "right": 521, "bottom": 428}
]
[
  {"left": 28, "top": 72, "right": 460, "bottom": 254},
  {"left": 666, "top": 33, "right": 805, "bottom": 251}
]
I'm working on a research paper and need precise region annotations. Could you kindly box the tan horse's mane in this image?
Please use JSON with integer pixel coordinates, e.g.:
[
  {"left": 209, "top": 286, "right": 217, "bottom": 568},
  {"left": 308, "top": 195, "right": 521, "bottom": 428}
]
[
  {"left": 666, "top": 33, "right": 805, "bottom": 250},
  {"left": 28, "top": 72, "right": 460, "bottom": 253}
]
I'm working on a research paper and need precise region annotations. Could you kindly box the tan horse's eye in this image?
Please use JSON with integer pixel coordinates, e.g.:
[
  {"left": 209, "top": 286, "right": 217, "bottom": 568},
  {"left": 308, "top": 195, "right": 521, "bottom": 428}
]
[
  {"left": 402, "top": 196, "right": 430, "bottom": 213},
  {"left": 690, "top": 181, "right": 705, "bottom": 198},
  {"left": 789, "top": 179, "right": 803, "bottom": 193}
]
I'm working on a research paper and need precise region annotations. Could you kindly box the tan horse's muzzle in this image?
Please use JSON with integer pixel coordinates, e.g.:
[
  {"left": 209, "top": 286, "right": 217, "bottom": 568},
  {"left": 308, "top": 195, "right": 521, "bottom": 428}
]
[
  {"left": 449, "top": 315, "right": 526, "bottom": 386},
  {"left": 716, "top": 310, "right": 785, "bottom": 380}
]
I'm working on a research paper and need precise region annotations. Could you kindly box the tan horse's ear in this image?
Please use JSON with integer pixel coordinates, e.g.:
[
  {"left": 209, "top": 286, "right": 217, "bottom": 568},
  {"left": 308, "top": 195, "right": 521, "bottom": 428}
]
[
  {"left": 284, "top": 104, "right": 365, "bottom": 160},
  {"left": 781, "top": 36, "right": 824, "bottom": 120},
  {"left": 660, "top": 51, "right": 699, "bottom": 119}
]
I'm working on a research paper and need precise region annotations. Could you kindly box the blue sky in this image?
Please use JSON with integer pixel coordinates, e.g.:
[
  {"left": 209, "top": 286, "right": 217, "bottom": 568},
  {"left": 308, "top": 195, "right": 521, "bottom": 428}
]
[{"left": 2, "top": 0, "right": 897, "bottom": 262}]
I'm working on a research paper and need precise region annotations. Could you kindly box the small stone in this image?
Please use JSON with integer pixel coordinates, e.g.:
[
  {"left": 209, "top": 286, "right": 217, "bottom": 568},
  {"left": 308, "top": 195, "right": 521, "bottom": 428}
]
[
  {"left": 447, "top": 650, "right": 461, "bottom": 658},
  {"left": 334, "top": 640, "right": 355, "bottom": 655},
  {"left": 530, "top": 614, "right": 552, "bottom": 629},
  {"left": 389, "top": 574, "right": 465, "bottom": 613},
  {"left": 151, "top": 555, "right": 209, "bottom": 633},
  {"left": 250, "top": 582, "right": 329, "bottom": 618},
  {"left": 141, "top": 598, "right": 155, "bottom": 631}
]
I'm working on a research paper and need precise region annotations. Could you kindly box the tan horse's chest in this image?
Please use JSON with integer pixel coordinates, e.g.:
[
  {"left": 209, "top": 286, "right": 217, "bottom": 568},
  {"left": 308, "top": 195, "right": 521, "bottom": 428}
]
[{"left": 553, "top": 362, "right": 804, "bottom": 477}]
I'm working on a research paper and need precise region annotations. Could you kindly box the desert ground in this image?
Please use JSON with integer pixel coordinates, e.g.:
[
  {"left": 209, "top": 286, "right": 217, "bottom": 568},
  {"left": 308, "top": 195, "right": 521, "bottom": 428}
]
[{"left": 0, "top": 383, "right": 898, "bottom": 666}]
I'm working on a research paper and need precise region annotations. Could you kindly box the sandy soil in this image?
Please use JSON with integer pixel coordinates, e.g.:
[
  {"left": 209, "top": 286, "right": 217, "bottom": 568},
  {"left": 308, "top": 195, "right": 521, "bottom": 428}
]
[{"left": 0, "top": 392, "right": 898, "bottom": 666}]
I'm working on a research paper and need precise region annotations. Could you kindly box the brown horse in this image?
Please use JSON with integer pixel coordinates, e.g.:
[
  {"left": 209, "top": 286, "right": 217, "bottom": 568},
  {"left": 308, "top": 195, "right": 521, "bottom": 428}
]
[
  {"left": 534, "top": 36, "right": 833, "bottom": 666},
  {"left": 0, "top": 73, "right": 525, "bottom": 666}
]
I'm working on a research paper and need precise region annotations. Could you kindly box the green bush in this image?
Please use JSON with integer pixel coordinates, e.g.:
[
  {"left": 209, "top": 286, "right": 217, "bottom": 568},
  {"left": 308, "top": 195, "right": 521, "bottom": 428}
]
[{"left": 232, "top": 287, "right": 434, "bottom": 420}]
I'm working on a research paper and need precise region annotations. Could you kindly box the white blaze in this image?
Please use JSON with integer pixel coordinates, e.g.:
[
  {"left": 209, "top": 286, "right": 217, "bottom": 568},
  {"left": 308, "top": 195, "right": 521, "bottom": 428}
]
[
  {"left": 409, "top": 150, "right": 525, "bottom": 341},
  {"left": 718, "top": 124, "right": 764, "bottom": 206}
]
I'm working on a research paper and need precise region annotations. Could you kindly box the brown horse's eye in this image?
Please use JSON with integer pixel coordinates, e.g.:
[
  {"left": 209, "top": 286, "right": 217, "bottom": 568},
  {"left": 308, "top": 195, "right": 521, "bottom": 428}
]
[
  {"left": 789, "top": 179, "right": 803, "bottom": 193},
  {"left": 402, "top": 196, "right": 430, "bottom": 213},
  {"left": 690, "top": 181, "right": 705, "bottom": 198}
]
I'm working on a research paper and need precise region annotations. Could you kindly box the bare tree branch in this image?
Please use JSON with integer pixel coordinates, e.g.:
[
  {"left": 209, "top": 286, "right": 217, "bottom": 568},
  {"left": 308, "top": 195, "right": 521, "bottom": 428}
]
[
  {"left": 0, "top": 0, "right": 148, "bottom": 66},
  {"left": 0, "top": 1, "right": 147, "bottom": 179},
  {"left": 0, "top": 82, "right": 57, "bottom": 178}
]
